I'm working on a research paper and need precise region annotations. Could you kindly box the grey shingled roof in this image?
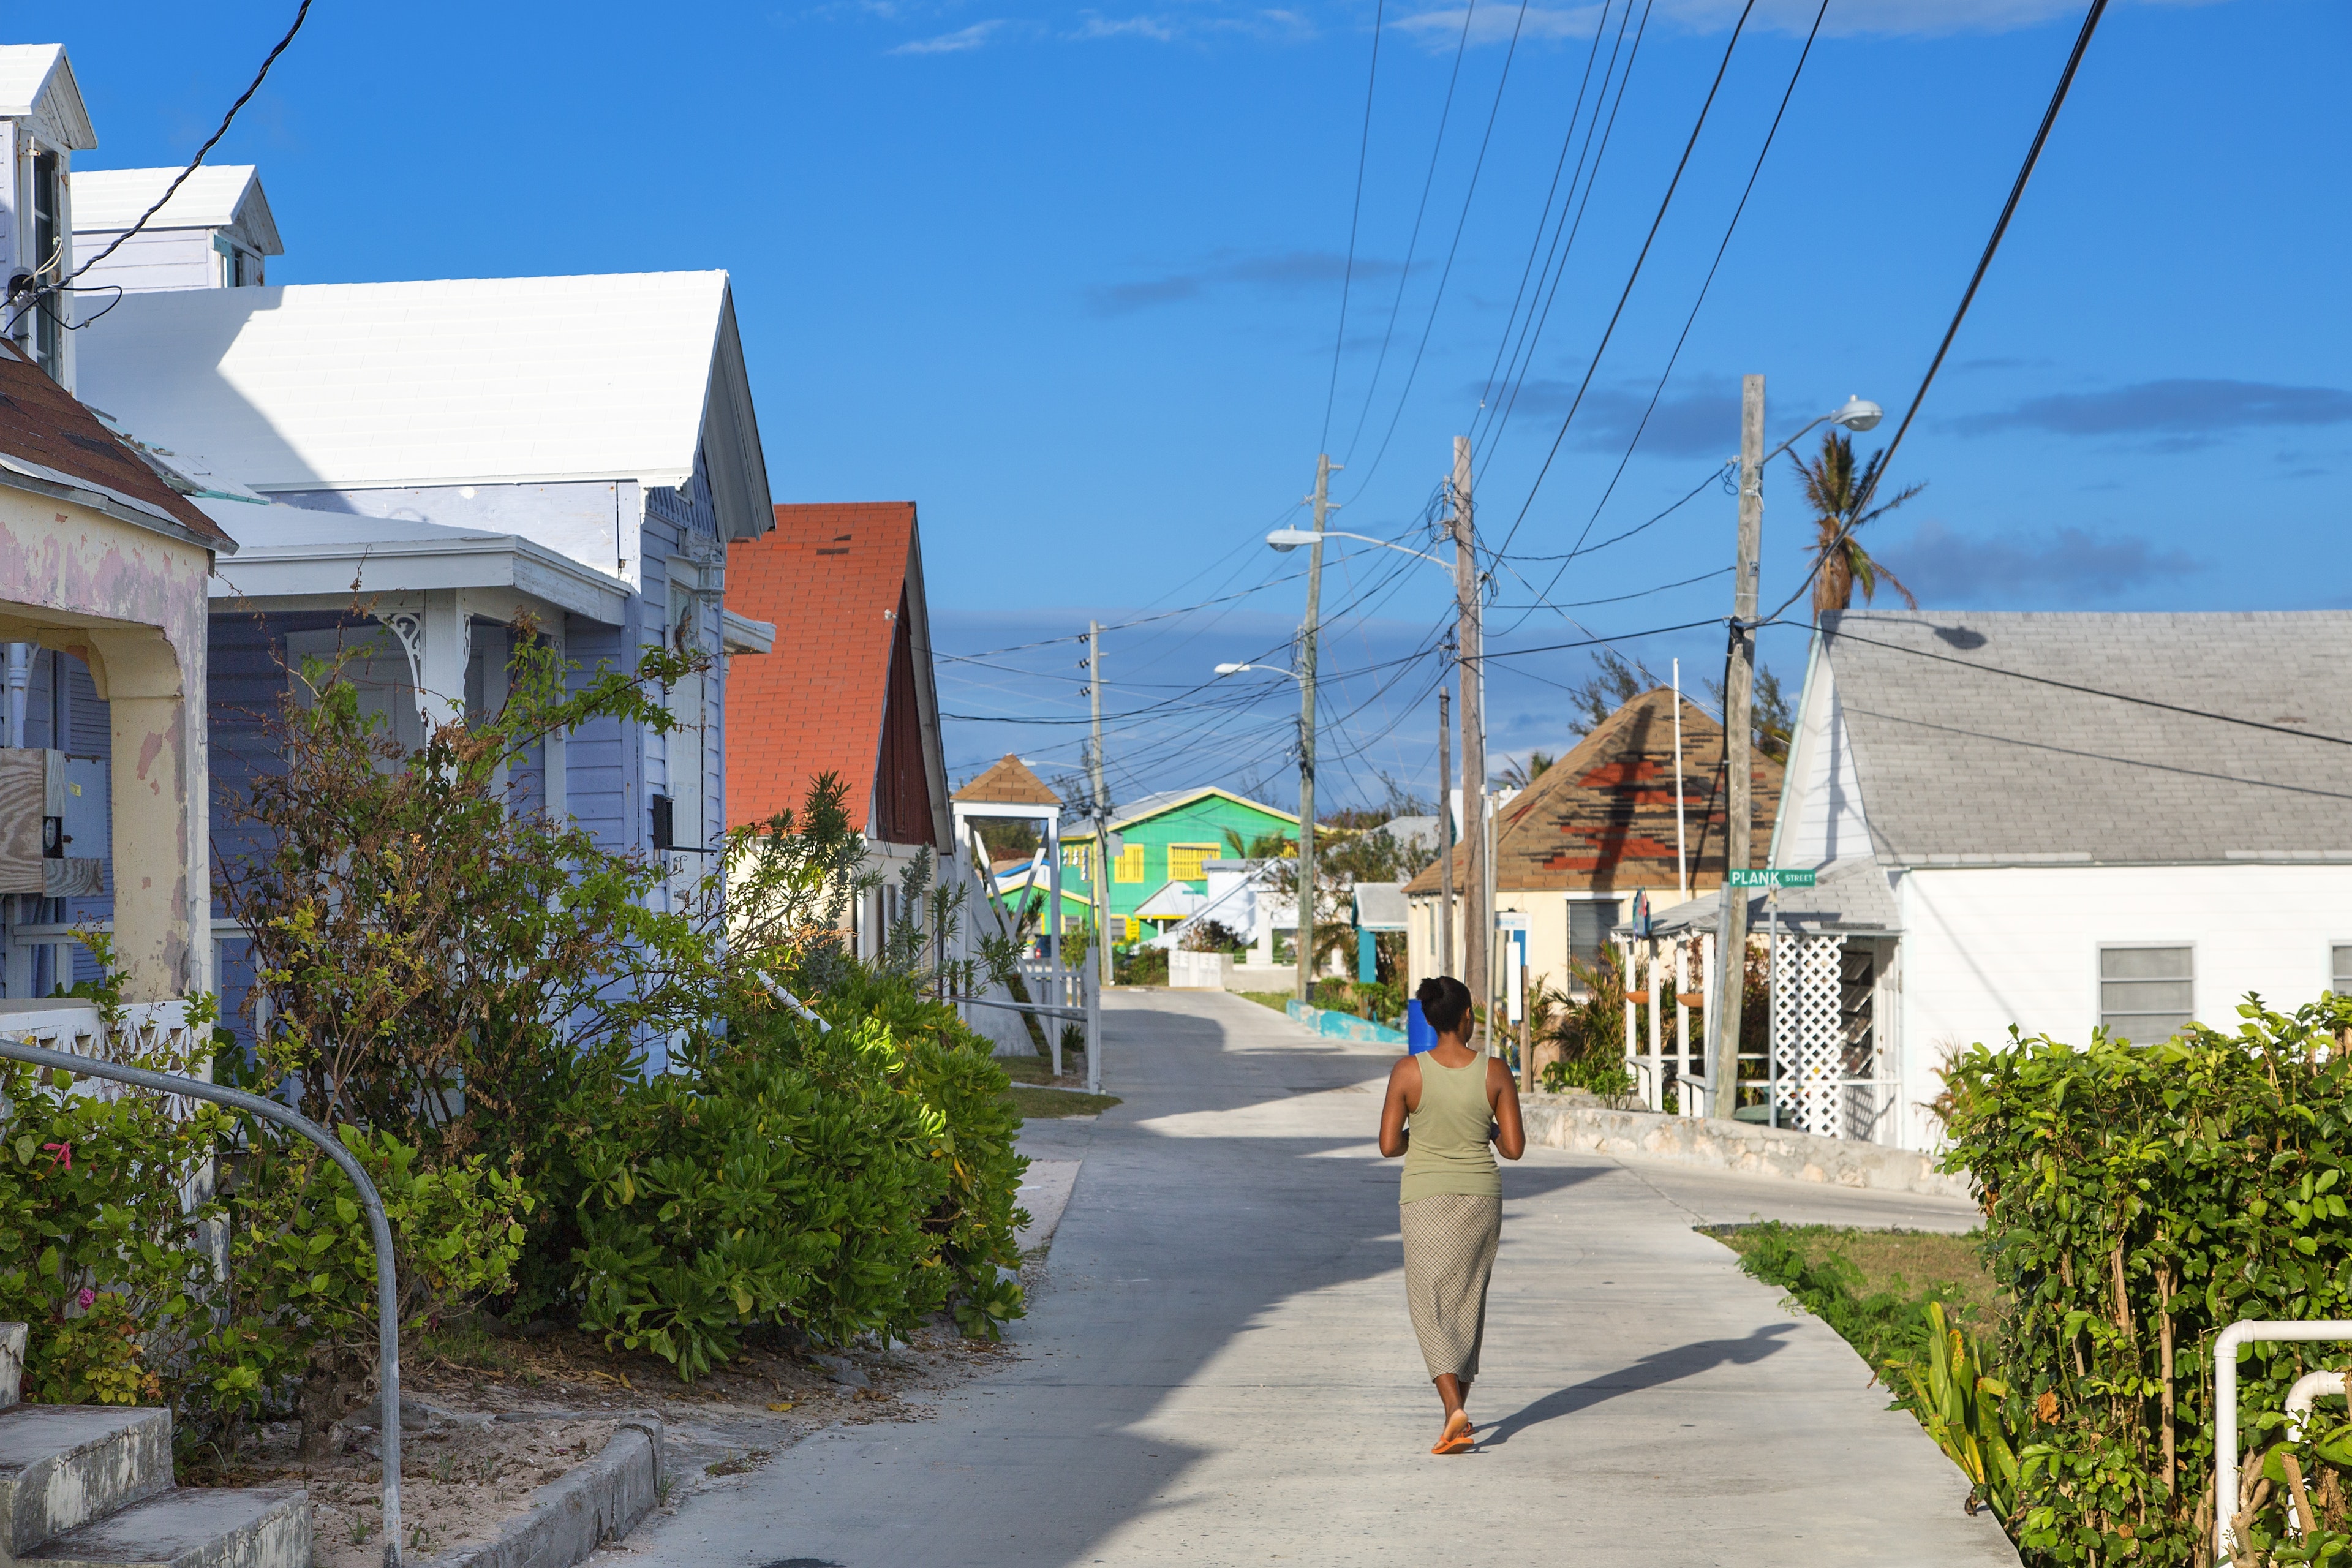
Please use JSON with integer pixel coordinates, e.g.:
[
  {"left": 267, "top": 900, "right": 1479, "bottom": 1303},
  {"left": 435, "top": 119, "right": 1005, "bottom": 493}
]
[{"left": 1819, "top": 610, "right": 2352, "bottom": 865}]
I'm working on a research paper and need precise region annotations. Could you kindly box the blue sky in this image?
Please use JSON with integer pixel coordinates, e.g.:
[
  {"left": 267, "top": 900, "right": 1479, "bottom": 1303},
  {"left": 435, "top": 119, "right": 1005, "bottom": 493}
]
[{"left": 64, "top": 0, "right": 2352, "bottom": 811}]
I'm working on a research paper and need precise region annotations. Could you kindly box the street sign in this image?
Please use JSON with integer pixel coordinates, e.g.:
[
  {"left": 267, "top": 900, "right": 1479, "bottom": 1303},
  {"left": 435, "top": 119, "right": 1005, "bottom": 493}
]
[
  {"left": 1496, "top": 912, "right": 1531, "bottom": 933},
  {"left": 1728, "top": 868, "right": 1817, "bottom": 889}
]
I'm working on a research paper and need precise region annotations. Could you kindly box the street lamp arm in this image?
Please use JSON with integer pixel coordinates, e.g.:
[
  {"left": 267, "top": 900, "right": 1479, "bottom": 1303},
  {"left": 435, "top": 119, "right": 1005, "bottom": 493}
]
[
  {"left": 1212, "top": 662, "right": 1303, "bottom": 682},
  {"left": 1265, "top": 529, "right": 1450, "bottom": 569}
]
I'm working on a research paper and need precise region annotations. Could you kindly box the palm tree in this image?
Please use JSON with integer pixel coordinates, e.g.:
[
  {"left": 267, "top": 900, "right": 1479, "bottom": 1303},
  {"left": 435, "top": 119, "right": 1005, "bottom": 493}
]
[
  {"left": 1496, "top": 751, "right": 1555, "bottom": 791},
  {"left": 1790, "top": 431, "right": 1923, "bottom": 619}
]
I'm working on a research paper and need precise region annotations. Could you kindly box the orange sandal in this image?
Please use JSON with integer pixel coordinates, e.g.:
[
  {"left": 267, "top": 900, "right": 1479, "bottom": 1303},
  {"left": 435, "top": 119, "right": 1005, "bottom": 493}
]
[{"left": 1431, "top": 1412, "right": 1476, "bottom": 1455}]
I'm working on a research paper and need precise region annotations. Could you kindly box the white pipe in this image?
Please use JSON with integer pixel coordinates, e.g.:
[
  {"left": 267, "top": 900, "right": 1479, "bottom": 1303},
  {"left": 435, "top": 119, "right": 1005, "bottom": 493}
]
[
  {"left": 2217, "top": 1320, "right": 2352, "bottom": 1560},
  {"left": 2286, "top": 1370, "right": 2345, "bottom": 1441}
]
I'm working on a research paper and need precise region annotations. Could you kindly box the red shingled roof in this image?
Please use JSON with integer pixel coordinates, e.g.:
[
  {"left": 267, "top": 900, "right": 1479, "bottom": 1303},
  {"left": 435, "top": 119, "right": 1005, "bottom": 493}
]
[
  {"left": 0, "top": 340, "right": 231, "bottom": 548},
  {"left": 725, "top": 502, "right": 943, "bottom": 842}
]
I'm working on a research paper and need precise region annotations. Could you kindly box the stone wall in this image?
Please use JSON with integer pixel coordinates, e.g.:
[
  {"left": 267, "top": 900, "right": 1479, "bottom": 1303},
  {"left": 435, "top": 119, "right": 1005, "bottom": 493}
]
[{"left": 1519, "top": 1095, "right": 1974, "bottom": 1201}]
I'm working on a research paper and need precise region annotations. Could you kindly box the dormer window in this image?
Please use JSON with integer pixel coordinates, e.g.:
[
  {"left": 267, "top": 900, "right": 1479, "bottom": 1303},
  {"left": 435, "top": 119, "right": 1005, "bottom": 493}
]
[
  {"left": 213, "top": 233, "right": 260, "bottom": 287},
  {"left": 29, "top": 149, "right": 62, "bottom": 379}
]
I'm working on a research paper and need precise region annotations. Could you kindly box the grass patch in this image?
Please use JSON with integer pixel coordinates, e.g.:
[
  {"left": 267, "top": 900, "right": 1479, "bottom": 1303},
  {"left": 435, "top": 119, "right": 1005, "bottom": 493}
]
[
  {"left": 1003, "top": 1085, "right": 1121, "bottom": 1119},
  {"left": 1710, "top": 1223, "right": 1999, "bottom": 1335},
  {"left": 1238, "top": 991, "right": 1291, "bottom": 1013}
]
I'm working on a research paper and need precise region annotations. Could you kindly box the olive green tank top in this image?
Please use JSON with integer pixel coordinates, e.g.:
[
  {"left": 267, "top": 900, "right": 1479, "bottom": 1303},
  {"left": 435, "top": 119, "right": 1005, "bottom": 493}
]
[{"left": 1400, "top": 1052, "right": 1500, "bottom": 1204}]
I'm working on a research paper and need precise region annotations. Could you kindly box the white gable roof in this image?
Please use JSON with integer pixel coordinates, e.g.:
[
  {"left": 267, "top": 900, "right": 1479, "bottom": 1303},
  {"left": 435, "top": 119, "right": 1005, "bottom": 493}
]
[
  {"left": 0, "top": 45, "right": 94, "bottom": 149},
  {"left": 72, "top": 165, "right": 283, "bottom": 254},
  {"left": 74, "top": 272, "right": 774, "bottom": 538}
]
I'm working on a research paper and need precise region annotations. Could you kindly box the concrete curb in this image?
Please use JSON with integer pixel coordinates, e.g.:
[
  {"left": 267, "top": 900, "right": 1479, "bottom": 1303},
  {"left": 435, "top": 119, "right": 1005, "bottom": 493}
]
[
  {"left": 426, "top": 1415, "right": 664, "bottom": 1568},
  {"left": 1521, "top": 1096, "right": 1974, "bottom": 1201}
]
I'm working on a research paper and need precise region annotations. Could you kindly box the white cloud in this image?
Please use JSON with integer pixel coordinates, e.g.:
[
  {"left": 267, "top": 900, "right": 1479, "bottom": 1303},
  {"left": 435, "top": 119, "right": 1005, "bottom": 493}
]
[
  {"left": 1392, "top": 3, "right": 1602, "bottom": 44},
  {"left": 1074, "top": 12, "right": 1182, "bottom": 39},
  {"left": 889, "top": 18, "right": 1006, "bottom": 51}
]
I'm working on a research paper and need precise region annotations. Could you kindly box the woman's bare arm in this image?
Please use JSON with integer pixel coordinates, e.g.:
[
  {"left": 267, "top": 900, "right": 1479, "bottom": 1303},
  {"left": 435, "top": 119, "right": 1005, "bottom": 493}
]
[
  {"left": 1488, "top": 1057, "right": 1526, "bottom": 1160},
  {"left": 1379, "top": 1057, "right": 1417, "bottom": 1158}
]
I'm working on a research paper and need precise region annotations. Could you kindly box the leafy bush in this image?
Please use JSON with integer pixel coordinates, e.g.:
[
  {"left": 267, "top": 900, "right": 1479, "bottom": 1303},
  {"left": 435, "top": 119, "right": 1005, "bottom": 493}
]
[
  {"left": 0, "top": 1054, "right": 224, "bottom": 1411},
  {"left": 1539, "top": 1053, "right": 1635, "bottom": 1098},
  {"left": 210, "top": 1126, "right": 529, "bottom": 1457},
  {"left": 570, "top": 974, "right": 1028, "bottom": 1379},
  {"left": 1115, "top": 946, "right": 1169, "bottom": 987},
  {"left": 1942, "top": 992, "right": 2352, "bottom": 1565}
]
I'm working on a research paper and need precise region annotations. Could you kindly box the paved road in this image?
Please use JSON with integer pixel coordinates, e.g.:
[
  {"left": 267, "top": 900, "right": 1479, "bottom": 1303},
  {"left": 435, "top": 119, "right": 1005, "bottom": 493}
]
[{"left": 617, "top": 990, "right": 2016, "bottom": 1567}]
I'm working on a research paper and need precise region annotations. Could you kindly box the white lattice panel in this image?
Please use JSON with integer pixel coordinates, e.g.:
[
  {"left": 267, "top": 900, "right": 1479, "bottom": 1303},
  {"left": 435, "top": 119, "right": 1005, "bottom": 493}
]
[{"left": 1772, "top": 933, "right": 1848, "bottom": 1136}]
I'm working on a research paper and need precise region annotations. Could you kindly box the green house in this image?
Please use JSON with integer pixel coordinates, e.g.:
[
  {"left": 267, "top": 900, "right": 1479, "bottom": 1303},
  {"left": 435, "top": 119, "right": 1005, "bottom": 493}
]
[{"left": 1059, "top": 788, "right": 1299, "bottom": 944}]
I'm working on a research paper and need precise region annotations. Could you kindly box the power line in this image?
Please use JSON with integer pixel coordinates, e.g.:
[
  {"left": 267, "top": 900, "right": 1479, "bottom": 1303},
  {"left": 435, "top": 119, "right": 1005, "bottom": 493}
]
[
  {"left": 1338, "top": 0, "right": 1480, "bottom": 465},
  {"left": 1471, "top": 0, "right": 1655, "bottom": 467},
  {"left": 7, "top": 0, "right": 313, "bottom": 336},
  {"left": 1466, "top": 0, "right": 1619, "bottom": 440},
  {"left": 1321, "top": 0, "right": 1387, "bottom": 452},
  {"left": 1343, "top": 0, "right": 1534, "bottom": 502},
  {"left": 1491, "top": 0, "right": 1762, "bottom": 562},
  {"left": 1550, "top": 0, "right": 1830, "bottom": 565},
  {"left": 1768, "top": 0, "right": 2114, "bottom": 625}
]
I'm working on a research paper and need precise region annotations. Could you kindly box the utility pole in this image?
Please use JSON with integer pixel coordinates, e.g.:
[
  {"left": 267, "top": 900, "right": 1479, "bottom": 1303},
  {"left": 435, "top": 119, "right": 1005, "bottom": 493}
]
[
  {"left": 1086, "top": 620, "right": 1107, "bottom": 1095},
  {"left": 1712, "top": 374, "right": 1765, "bottom": 1120},
  {"left": 1087, "top": 620, "right": 1107, "bottom": 983},
  {"left": 1437, "top": 684, "right": 1452, "bottom": 983},
  {"left": 1294, "top": 454, "right": 1335, "bottom": 1004},
  {"left": 1449, "top": 437, "right": 1487, "bottom": 1037}
]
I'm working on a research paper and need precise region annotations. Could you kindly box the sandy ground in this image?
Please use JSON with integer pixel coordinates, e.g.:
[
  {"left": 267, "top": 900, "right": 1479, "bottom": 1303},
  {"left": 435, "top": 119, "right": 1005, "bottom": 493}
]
[{"left": 189, "top": 1318, "right": 1022, "bottom": 1564}]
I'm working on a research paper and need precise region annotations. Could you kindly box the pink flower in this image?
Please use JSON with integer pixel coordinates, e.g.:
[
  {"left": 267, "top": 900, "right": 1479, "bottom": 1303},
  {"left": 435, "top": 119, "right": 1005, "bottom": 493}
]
[
  {"left": 75, "top": 1289, "right": 94, "bottom": 1310},
  {"left": 40, "top": 1142, "right": 69, "bottom": 1174}
]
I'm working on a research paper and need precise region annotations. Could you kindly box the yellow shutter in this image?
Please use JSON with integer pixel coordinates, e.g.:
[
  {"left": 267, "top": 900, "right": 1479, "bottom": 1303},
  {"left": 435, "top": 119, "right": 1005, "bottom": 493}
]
[
  {"left": 1167, "top": 843, "right": 1217, "bottom": 883},
  {"left": 1062, "top": 843, "right": 1092, "bottom": 878},
  {"left": 1114, "top": 844, "right": 1145, "bottom": 883}
]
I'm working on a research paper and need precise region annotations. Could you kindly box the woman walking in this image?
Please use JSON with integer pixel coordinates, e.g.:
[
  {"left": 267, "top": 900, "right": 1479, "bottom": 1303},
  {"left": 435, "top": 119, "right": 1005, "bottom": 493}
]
[{"left": 1379, "top": 974, "right": 1525, "bottom": 1454}]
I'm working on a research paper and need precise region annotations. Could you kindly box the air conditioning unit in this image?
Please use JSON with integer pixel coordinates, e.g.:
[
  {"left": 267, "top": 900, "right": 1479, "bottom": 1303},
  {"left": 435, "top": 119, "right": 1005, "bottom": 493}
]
[{"left": 0, "top": 749, "right": 104, "bottom": 898}]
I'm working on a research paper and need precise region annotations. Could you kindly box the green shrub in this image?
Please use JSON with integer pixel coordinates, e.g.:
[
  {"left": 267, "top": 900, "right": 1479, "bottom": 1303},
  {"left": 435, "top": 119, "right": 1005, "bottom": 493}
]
[
  {"left": 1942, "top": 992, "right": 2352, "bottom": 1566},
  {"left": 1539, "top": 1054, "right": 1635, "bottom": 1098},
  {"left": 570, "top": 975, "right": 1028, "bottom": 1379},
  {"left": 0, "top": 1055, "right": 224, "bottom": 1411}
]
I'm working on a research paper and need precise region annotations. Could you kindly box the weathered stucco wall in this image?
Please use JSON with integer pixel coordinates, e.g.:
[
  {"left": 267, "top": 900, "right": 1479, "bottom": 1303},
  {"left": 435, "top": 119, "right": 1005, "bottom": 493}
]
[{"left": 0, "top": 488, "right": 213, "bottom": 1001}]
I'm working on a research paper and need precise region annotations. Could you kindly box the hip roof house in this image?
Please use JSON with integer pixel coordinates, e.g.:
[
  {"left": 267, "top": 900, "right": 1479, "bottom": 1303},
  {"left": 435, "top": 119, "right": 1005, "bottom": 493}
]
[{"left": 1403, "top": 686, "right": 1780, "bottom": 999}]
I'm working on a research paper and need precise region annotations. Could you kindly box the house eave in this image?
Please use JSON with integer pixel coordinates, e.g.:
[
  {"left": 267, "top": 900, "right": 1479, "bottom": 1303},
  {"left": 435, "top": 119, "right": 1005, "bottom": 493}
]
[
  {"left": 206, "top": 533, "right": 627, "bottom": 623},
  {"left": 0, "top": 457, "right": 231, "bottom": 555}
]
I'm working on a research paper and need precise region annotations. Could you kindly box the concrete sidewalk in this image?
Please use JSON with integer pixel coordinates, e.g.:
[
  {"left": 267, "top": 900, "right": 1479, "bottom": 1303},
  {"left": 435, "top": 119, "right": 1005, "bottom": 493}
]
[{"left": 600, "top": 989, "right": 2014, "bottom": 1567}]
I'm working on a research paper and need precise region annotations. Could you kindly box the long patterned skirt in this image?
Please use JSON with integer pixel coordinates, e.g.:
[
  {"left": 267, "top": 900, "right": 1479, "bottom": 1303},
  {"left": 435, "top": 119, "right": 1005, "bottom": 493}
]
[{"left": 1400, "top": 1192, "right": 1502, "bottom": 1382}]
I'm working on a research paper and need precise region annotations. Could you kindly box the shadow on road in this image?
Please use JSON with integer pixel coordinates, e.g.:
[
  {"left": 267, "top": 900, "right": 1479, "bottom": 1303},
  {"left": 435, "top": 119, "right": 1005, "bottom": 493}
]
[{"left": 1478, "top": 1323, "right": 1800, "bottom": 1446}]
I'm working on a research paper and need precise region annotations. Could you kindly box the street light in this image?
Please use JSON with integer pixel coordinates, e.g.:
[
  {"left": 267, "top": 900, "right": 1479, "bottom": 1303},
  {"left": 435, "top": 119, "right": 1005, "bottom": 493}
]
[
  {"left": 1267, "top": 528, "right": 1449, "bottom": 568},
  {"left": 1760, "top": 395, "right": 1885, "bottom": 467},
  {"left": 1214, "top": 662, "right": 1295, "bottom": 679}
]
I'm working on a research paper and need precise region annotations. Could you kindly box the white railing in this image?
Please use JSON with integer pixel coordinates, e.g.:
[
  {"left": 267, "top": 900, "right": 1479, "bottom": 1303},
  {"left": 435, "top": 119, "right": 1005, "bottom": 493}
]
[
  {"left": 0, "top": 997, "right": 209, "bottom": 1094},
  {"left": 2215, "top": 1320, "right": 2352, "bottom": 1560}
]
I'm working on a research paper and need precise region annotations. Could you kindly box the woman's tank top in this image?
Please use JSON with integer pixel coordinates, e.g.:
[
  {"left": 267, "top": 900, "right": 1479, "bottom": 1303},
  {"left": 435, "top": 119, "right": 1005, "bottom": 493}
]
[{"left": 1400, "top": 1053, "right": 1501, "bottom": 1204}]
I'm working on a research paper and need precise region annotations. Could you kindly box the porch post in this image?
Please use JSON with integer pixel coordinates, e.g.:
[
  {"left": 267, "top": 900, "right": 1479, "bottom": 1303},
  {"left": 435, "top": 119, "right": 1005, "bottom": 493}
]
[{"left": 81, "top": 628, "right": 202, "bottom": 1005}]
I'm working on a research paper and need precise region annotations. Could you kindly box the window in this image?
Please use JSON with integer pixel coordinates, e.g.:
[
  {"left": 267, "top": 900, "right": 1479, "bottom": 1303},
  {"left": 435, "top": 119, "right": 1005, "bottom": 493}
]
[
  {"left": 1167, "top": 843, "right": 1218, "bottom": 883},
  {"left": 2334, "top": 944, "right": 2352, "bottom": 996},
  {"left": 2099, "top": 946, "right": 2193, "bottom": 1042},
  {"left": 29, "top": 150, "right": 62, "bottom": 380},
  {"left": 1114, "top": 844, "right": 1145, "bottom": 883},
  {"left": 1061, "top": 843, "right": 1092, "bottom": 879},
  {"left": 1567, "top": 897, "right": 1619, "bottom": 970}
]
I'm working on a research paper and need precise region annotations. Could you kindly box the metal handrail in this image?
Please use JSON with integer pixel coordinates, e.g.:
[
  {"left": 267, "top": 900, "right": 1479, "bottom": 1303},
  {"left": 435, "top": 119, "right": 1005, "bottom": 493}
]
[
  {"left": 2215, "top": 1319, "right": 2352, "bottom": 1562},
  {"left": 0, "top": 1037, "right": 404, "bottom": 1568}
]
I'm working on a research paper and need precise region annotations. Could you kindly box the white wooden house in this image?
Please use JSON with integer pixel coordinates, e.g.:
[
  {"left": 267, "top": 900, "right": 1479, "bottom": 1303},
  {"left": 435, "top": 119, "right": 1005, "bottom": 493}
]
[
  {"left": 1642, "top": 610, "right": 2352, "bottom": 1154},
  {"left": 60, "top": 167, "right": 772, "bottom": 1061}
]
